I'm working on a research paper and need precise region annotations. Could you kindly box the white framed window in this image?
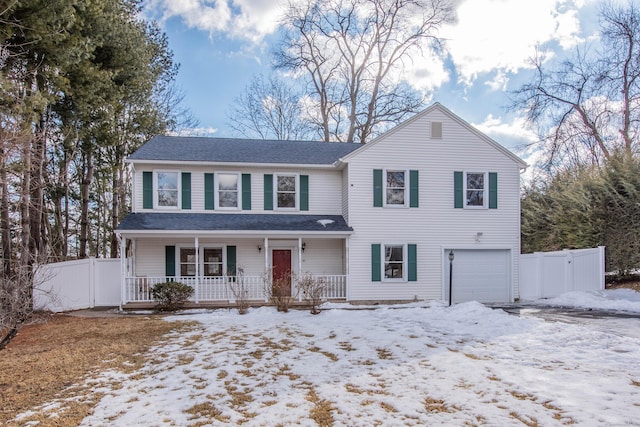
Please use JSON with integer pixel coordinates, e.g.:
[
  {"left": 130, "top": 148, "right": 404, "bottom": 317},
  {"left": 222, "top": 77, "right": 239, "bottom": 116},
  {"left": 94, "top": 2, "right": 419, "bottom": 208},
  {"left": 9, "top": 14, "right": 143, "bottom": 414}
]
[
  {"left": 179, "top": 247, "right": 196, "bottom": 276},
  {"left": 178, "top": 246, "right": 224, "bottom": 277},
  {"left": 275, "top": 174, "right": 298, "bottom": 210},
  {"left": 383, "top": 244, "right": 406, "bottom": 281},
  {"left": 202, "top": 248, "right": 223, "bottom": 277},
  {"left": 384, "top": 169, "right": 407, "bottom": 207},
  {"left": 465, "top": 172, "right": 487, "bottom": 208},
  {"left": 216, "top": 172, "right": 240, "bottom": 210},
  {"left": 155, "top": 171, "right": 180, "bottom": 209}
]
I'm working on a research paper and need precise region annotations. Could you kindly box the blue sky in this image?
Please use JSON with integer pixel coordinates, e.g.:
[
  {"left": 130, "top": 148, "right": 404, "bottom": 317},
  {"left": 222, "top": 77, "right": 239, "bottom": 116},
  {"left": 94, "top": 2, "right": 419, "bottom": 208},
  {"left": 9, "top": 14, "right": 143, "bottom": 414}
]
[{"left": 143, "top": 0, "right": 612, "bottom": 161}]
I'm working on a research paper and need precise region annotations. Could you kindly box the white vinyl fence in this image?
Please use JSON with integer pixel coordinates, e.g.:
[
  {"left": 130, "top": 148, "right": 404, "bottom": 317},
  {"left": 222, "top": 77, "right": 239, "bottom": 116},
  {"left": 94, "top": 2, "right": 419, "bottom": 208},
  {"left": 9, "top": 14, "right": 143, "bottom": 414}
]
[
  {"left": 519, "top": 247, "right": 605, "bottom": 301},
  {"left": 33, "top": 258, "right": 121, "bottom": 312}
]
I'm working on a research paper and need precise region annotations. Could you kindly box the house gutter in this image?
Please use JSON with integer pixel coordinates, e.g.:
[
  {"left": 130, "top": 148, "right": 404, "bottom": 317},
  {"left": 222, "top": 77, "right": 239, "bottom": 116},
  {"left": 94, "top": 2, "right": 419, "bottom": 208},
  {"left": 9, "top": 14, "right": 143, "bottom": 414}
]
[{"left": 124, "top": 158, "right": 339, "bottom": 170}]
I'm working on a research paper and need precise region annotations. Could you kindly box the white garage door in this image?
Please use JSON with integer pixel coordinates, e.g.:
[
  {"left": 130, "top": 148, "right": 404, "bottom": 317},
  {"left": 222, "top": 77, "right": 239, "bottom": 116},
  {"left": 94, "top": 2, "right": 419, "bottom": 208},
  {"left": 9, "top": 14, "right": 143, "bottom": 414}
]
[{"left": 444, "top": 249, "right": 511, "bottom": 303}]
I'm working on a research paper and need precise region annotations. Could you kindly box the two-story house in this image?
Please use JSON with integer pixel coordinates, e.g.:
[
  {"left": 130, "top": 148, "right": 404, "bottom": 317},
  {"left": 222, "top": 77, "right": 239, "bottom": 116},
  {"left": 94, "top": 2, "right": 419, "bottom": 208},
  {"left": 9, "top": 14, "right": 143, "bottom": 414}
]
[{"left": 116, "top": 103, "right": 527, "bottom": 307}]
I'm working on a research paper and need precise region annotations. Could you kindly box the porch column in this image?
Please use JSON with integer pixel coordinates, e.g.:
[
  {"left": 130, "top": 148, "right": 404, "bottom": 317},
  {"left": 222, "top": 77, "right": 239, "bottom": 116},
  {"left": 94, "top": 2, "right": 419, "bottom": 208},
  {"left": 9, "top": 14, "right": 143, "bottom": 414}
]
[
  {"left": 119, "top": 235, "right": 126, "bottom": 310},
  {"left": 194, "top": 236, "right": 199, "bottom": 303},
  {"left": 298, "top": 238, "right": 303, "bottom": 301},
  {"left": 264, "top": 237, "right": 269, "bottom": 302},
  {"left": 345, "top": 237, "right": 350, "bottom": 301},
  {"left": 131, "top": 239, "right": 137, "bottom": 276},
  {"left": 263, "top": 237, "right": 269, "bottom": 272}
]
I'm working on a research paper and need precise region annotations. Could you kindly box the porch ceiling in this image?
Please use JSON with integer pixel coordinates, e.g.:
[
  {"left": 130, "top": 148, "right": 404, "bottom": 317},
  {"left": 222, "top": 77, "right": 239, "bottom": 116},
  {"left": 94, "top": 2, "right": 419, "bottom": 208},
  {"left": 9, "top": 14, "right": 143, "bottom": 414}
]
[{"left": 116, "top": 213, "right": 353, "bottom": 237}]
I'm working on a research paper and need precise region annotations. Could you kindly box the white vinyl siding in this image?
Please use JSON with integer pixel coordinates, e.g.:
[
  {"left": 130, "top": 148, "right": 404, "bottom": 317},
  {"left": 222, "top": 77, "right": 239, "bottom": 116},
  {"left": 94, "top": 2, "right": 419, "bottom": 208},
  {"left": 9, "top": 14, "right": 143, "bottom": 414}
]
[
  {"left": 132, "top": 165, "right": 344, "bottom": 215},
  {"left": 345, "top": 106, "right": 521, "bottom": 302}
]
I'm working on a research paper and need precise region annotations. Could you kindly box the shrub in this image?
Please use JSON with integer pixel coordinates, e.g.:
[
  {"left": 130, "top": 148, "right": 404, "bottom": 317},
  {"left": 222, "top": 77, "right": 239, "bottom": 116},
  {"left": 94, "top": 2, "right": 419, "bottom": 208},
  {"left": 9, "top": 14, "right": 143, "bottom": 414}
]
[
  {"left": 262, "top": 268, "right": 297, "bottom": 312},
  {"left": 297, "top": 273, "right": 326, "bottom": 315},
  {"left": 228, "top": 267, "right": 250, "bottom": 314},
  {"left": 151, "top": 281, "right": 193, "bottom": 312}
]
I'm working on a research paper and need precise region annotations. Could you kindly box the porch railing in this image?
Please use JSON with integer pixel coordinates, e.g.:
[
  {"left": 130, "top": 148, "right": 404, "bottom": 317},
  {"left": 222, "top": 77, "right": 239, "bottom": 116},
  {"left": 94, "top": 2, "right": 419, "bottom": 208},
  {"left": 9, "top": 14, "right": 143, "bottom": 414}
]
[{"left": 124, "top": 274, "right": 347, "bottom": 304}]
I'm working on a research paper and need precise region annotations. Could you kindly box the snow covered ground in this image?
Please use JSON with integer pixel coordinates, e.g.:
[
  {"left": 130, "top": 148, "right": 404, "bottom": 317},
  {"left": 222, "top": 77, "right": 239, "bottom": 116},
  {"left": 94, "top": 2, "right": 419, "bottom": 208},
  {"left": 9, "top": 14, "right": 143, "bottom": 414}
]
[
  {"left": 533, "top": 288, "right": 640, "bottom": 313},
  {"left": 28, "top": 290, "right": 640, "bottom": 426}
]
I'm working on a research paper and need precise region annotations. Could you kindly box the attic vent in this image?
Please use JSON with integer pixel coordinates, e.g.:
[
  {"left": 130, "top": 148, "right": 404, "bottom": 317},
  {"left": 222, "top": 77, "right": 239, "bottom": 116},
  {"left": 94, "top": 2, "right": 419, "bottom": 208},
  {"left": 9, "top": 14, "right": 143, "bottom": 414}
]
[{"left": 431, "top": 121, "right": 442, "bottom": 139}]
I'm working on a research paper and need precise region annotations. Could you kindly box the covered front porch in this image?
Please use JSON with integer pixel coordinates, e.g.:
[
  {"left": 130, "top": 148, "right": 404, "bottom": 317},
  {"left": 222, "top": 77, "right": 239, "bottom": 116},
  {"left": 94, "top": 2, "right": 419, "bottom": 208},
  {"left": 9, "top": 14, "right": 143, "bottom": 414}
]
[{"left": 123, "top": 272, "right": 347, "bottom": 306}]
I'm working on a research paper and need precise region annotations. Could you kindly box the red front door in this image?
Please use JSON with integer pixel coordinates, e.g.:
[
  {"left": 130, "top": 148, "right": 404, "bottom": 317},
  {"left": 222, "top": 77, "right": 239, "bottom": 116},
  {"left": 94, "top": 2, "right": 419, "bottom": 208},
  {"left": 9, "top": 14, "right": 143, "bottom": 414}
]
[{"left": 272, "top": 249, "right": 292, "bottom": 296}]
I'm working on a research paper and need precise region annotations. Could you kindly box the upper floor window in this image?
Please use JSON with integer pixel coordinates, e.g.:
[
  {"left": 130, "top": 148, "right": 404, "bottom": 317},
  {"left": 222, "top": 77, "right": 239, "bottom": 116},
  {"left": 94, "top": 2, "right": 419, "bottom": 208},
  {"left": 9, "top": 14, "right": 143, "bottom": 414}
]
[
  {"left": 385, "top": 170, "right": 406, "bottom": 206},
  {"left": 454, "top": 171, "right": 497, "bottom": 209},
  {"left": 156, "top": 171, "right": 179, "bottom": 208},
  {"left": 217, "top": 173, "right": 239, "bottom": 209},
  {"left": 276, "top": 174, "right": 297, "bottom": 209},
  {"left": 373, "top": 169, "right": 418, "bottom": 208},
  {"left": 466, "top": 172, "right": 486, "bottom": 208}
]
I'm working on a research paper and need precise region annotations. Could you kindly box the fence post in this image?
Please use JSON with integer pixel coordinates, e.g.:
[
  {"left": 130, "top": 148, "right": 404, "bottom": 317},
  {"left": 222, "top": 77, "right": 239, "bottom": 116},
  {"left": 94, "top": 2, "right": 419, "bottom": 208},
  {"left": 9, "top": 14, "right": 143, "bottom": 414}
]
[
  {"left": 598, "top": 246, "right": 606, "bottom": 290},
  {"left": 534, "top": 252, "right": 543, "bottom": 299},
  {"left": 89, "top": 257, "right": 96, "bottom": 309}
]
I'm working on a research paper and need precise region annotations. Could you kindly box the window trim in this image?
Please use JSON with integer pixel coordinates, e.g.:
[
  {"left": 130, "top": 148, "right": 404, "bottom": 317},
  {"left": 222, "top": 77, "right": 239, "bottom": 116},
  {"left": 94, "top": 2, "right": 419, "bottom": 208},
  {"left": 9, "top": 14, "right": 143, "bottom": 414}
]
[
  {"left": 383, "top": 169, "right": 409, "bottom": 208},
  {"left": 176, "top": 245, "right": 226, "bottom": 278},
  {"left": 382, "top": 243, "right": 407, "bottom": 282},
  {"left": 274, "top": 173, "right": 299, "bottom": 211},
  {"left": 464, "top": 171, "right": 488, "bottom": 209},
  {"left": 214, "top": 172, "right": 242, "bottom": 210},
  {"left": 154, "top": 170, "right": 181, "bottom": 210},
  {"left": 201, "top": 247, "right": 225, "bottom": 277},
  {"left": 178, "top": 246, "right": 197, "bottom": 277}
]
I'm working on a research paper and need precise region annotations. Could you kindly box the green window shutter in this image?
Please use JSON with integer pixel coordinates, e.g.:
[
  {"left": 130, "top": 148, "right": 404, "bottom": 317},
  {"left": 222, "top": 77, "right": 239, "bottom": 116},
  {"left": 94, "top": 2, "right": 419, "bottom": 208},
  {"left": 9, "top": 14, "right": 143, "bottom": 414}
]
[
  {"left": 242, "top": 174, "right": 251, "bottom": 210},
  {"left": 300, "top": 175, "right": 309, "bottom": 211},
  {"left": 408, "top": 244, "right": 417, "bottom": 282},
  {"left": 373, "top": 169, "right": 383, "bottom": 207},
  {"left": 489, "top": 172, "right": 498, "bottom": 209},
  {"left": 226, "top": 245, "right": 237, "bottom": 276},
  {"left": 409, "top": 170, "right": 419, "bottom": 208},
  {"left": 454, "top": 171, "right": 463, "bottom": 208},
  {"left": 142, "top": 171, "right": 153, "bottom": 209},
  {"left": 181, "top": 172, "right": 191, "bottom": 210},
  {"left": 165, "top": 246, "right": 175, "bottom": 277},
  {"left": 264, "top": 174, "right": 273, "bottom": 210},
  {"left": 204, "top": 173, "right": 214, "bottom": 210},
  {"left": 371, "top": 244, "right": 381, "bottom": 282}
]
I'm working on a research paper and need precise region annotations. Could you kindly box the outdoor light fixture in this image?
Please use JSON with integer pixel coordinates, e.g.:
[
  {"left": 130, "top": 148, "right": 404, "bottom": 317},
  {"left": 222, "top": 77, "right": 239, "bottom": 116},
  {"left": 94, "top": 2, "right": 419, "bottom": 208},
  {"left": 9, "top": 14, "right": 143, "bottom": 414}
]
[
  {"left": 475, "top": 232, "right": 483, "bottom": 242},
  {"left": 257, "top": 244, "right": 262, "bottom": 253},
  {"left": 302, "top": 242, "right": 306, "bottom": 252}
]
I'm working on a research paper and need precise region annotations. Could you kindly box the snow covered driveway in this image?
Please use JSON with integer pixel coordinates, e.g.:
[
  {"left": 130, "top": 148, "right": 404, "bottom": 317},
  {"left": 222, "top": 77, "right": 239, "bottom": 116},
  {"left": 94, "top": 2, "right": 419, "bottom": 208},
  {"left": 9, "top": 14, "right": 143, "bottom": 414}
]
[{"left": 74, "top": 300, "right": 640, "bottom": 426}]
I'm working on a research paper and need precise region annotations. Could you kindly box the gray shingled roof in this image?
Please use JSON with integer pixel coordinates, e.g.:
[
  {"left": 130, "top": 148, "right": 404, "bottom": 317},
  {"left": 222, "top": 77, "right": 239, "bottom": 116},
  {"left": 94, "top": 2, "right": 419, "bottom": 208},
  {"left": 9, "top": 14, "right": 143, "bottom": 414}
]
[
  {"left": 117, "top": 213, "right": 353, "bottom": 233},
  {"left": 127, "top": 136, "right": 362, "bottom": 165}
]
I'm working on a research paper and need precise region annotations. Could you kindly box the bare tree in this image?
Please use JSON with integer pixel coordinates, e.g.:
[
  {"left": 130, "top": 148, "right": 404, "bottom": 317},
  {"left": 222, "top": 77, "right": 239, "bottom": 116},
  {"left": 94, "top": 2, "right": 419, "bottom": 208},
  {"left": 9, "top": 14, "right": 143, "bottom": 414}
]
[
  {"left": 228, "top": 74, "right": 313, "bottom": 140},
  {"left": 274, "top": 0, "right": 454, "bottom": 143},
  {"left": 511, "top": 1, "right": 640, "bottom": 171}
]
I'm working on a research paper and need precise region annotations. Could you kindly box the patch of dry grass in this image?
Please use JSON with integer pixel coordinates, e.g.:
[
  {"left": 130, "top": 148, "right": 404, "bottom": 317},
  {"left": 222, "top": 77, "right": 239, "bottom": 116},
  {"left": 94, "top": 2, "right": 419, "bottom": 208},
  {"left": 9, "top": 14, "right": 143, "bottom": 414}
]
[
  {"left": 0, "top": 314, "right": 193, "bottom": 426},
  {"left": 424, "top": 396, "right": 459, "bottom": 413},
  {"left": 306, "top": 388, "right": 335, "bottom": 427}
]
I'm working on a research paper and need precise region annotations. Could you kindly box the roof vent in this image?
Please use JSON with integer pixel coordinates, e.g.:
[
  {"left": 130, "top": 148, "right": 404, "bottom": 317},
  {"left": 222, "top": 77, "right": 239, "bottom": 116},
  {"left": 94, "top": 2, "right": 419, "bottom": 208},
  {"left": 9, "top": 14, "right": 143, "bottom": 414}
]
[{"left": 431, "top": 121, "right": 442, "bottom": 139}]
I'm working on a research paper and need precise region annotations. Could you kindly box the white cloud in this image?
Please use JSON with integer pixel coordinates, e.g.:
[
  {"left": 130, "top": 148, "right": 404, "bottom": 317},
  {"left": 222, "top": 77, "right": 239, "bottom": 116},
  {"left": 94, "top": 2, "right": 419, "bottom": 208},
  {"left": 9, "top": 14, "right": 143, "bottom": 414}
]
[
  {"left": 473, "top": 113, "right": 538, "bottom": 148},
  {"left": 402, "top": 46, "right": 451, "bottom": 93},
  {"left": 443, "top": 0, "right": 585, "bottom": 86},
  {"left": 147, "top": 0, "right": 288, "bottom": 43}
]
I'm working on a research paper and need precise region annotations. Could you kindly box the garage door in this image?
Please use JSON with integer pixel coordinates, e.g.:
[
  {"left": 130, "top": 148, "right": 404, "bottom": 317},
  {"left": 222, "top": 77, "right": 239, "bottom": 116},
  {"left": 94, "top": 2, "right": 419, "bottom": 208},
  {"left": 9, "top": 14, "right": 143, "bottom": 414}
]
[{"left": 444, "top": 249, "right": 511, "bottom": 303}]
